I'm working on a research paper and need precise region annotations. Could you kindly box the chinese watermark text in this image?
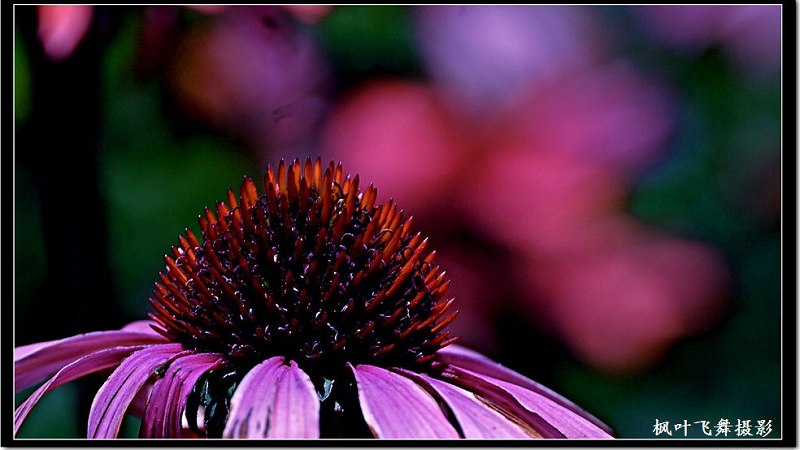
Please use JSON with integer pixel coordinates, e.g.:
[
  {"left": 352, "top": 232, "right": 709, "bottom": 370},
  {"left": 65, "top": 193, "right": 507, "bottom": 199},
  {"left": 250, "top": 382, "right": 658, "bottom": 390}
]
[{"left": 653, "top": 419, "right": 773, "bottom": 438}]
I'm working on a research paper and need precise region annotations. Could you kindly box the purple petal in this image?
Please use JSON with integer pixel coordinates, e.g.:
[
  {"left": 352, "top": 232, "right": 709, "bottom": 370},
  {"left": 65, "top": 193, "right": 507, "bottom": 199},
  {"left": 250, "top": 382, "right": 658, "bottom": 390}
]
[
  {"left": 441, "top": 365, "right": 612, "bottom": 439},
  {"left": 14, "top": 345, "right": 148, "bottom": 436},
  {"left": 266, "top": 361, "right": 320, "bottom": 438},
  {"left": 437, "top": 365, "right": 563, "bottom": 438},
  {"left": 120, "top": 320, "right": 164, "bottom": 336},
  {"left": 436, "top": 345, "right": 570, "bottom": 401},
  {"left": 15, "top": 329, "right": 169, "bottom": 392},
  {"left": 223, "top": 356, "right": 284, "bottom": 438},
  {"left": 483, "top": 373, "right": 613, "bottom": 439},
  {"left": 349, "top": 364, "right": 459, "bottom": 438},
  {"left": 168, "top": 354, "right": 227, "bottom": 437},
  {"left": 140, "top": 352, "right": 226, "bottom": 438},
  {"left": 223, "top": 357, "right": 320, "bottom": 438},
  {"left": 128, "top": 381, "right": 153, "bottom": 418},
  {"left": 395, "top": 368, "right": 533, "bottom": 438},
  {"left": 88, "top": 343, "right": 187, "bottom": 438},
  {"left": 14, "top": 342, "right": 53, "bottom": 361},
  {"left": 436, "top": 345, "right": 613, "bottom": 434}
]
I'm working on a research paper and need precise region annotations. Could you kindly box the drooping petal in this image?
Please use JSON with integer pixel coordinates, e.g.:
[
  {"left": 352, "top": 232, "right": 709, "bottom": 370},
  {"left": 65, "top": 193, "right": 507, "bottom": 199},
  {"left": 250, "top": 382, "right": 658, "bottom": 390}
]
[
  {"left": 436, "top": 345, "right": 569, "bottom": 400},
  {"left": 266, "top": 361, "right": 320, "bottom": 438},
  {"left": 223, "top": 357, "right": 320, "bottom": 439},
  {"left": 479, "top": 372, "right": 612, "bottom": 439},
  {"left": 121, "top": 320, "right": 164, "bottom": 337},
  {"left": 88, "top": 343, "right": 187, "bottom": 438},
  {"left": 140, "top": 352, "right": 226, "bottom": 438},
  {"left": 14, "top": 342, "right": 53, "bottom": 361},
  {"left": 440, "top": 365, "right": 612, "bottom": 439},
  {"left": 168, "top": 354, "right": 227, "bottom": 438},
  {"left": 14, "top": 345, "right": 148, "bottom": 436},
  {"left": 15, "top": 329, "right": 169, "bottom": 392},
  {"left": 128, "top": 380, "right": 153, "bottom": 418},
  {"left": 395, "top": 368, "right": 534, "bottom": 439},
  {"left": 223, "top": 356, "right": 283, "bottom": 438},
  {"left": 349, "top": 363, "right": 459, "bottom": 438},
  {"left": 108, "top": 322, "right": 168, "bottom": 419},
  {"left": 437, "top": 365, "right": 564, "bottom": 438},
  {"left": 436, "top": 345, "right": 613, "bottom": 434}
]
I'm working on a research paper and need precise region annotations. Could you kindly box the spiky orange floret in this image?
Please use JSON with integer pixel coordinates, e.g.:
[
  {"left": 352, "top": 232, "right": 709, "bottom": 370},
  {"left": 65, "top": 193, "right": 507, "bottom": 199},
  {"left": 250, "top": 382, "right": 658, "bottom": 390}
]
[{"left": 148, "top": 158, "right": 457, "bottom": 373}]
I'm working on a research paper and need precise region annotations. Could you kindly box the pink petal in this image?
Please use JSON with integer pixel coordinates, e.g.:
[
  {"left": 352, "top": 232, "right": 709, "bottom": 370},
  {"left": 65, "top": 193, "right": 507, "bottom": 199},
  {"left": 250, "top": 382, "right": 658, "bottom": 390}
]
[
  {"left": 437, "top": 365, "right": 563, "bottom": 438},
  {"left": 223, "top": 357, "right": 319, "bottom": 438},
  {"left": 436, "top": 345, "right": 570, "bottom": 402},
  {"left": 436, "top": 345, "right": 613, "bottom": 434},
  {"left": 436, "top": 345, "right": 560, "bottom": 395},
  {"left": 120, "top": 320, "right": 164, "bottom": 337},
  {"left": 442, "top": 365, "right": 612, "bottom": 439},
  {"left": 223, "top": 356, "right": 283, "bottom": 438},
  {"left": 88, "top": 343, "right": 187, "bottom": 438},
  {"left": 395, "top": 368, "right": 533, "bottom": 438},
  {"left": 128, "top": 380, "right": 154, "bottom": 418},
  {"left": 266, "top": 361, "right": 320, "bottom": 438},
  {"left": 349, "top": 364, "right": 459, "bottom": 438},
  {"left": 491, "top": 375, "right": 612, "bottom": 439},
  {"left": 14, "top": 342, "right": 53, "bottom": 361},
  {"left": 15, "top": 329, "right": 169, "bottom": 392},
  {"left": 140, "top": 352, "right": 226, "bottom": 438},
  {"left": 14, "top": 345, "right": 148, "bottom": 436}
]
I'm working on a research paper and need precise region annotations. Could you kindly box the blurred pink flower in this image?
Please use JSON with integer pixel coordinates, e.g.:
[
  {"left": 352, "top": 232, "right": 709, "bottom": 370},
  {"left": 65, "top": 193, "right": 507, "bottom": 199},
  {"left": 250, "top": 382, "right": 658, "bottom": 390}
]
[
  {"left": 322, "top": 69, "right": 729, "bottom": 373},
  {"left": 461, "top": 146, "right": 630, "bottom": 259},
  {"left": 459, "top": 68, "right": 728, "bottom": 372},
  {"left": 35, "top": 5, "right": 333, "bottom": 65},
  {"left": 412, "top": 5, "right": 612, "bottom": 114},
  {"left": 462, "top": 62, "right": 677, "bottom": 253},
  {"left": 322, "top": 79, "right": 468, "bottom": 221},
  {"left": 187, "top": 5, "right": 333, "bottom": 23},
  {"left": 37, "top": 5, "right": 94, "bottom": 62},
  {"left": 281, "top": 5, "right": 334, "bottom": 23},
  {"left": 166, "top": 6, "right": 333, "bottom": 164},
  {"left": 344, "top": 6, "right": 731, "bottom": 373},
  {"left": 35, "top": 5, "right": 224, "bottom": 63},
  {"left": 495, "top": 62, "right": 677, "bottom": 175},
  {"left": 633, "top": 5, "right": 782, "bottom": 76},
  {"left": 515, "top": 228, "right": 729, "bottom": 372}
]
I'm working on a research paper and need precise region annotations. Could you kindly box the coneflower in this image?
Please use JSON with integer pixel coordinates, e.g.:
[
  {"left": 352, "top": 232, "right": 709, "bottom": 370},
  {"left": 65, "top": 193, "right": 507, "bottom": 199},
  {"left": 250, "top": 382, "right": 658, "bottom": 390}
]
[{"left": 14, "top": 158, "right": 614, "bottom": 439}]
